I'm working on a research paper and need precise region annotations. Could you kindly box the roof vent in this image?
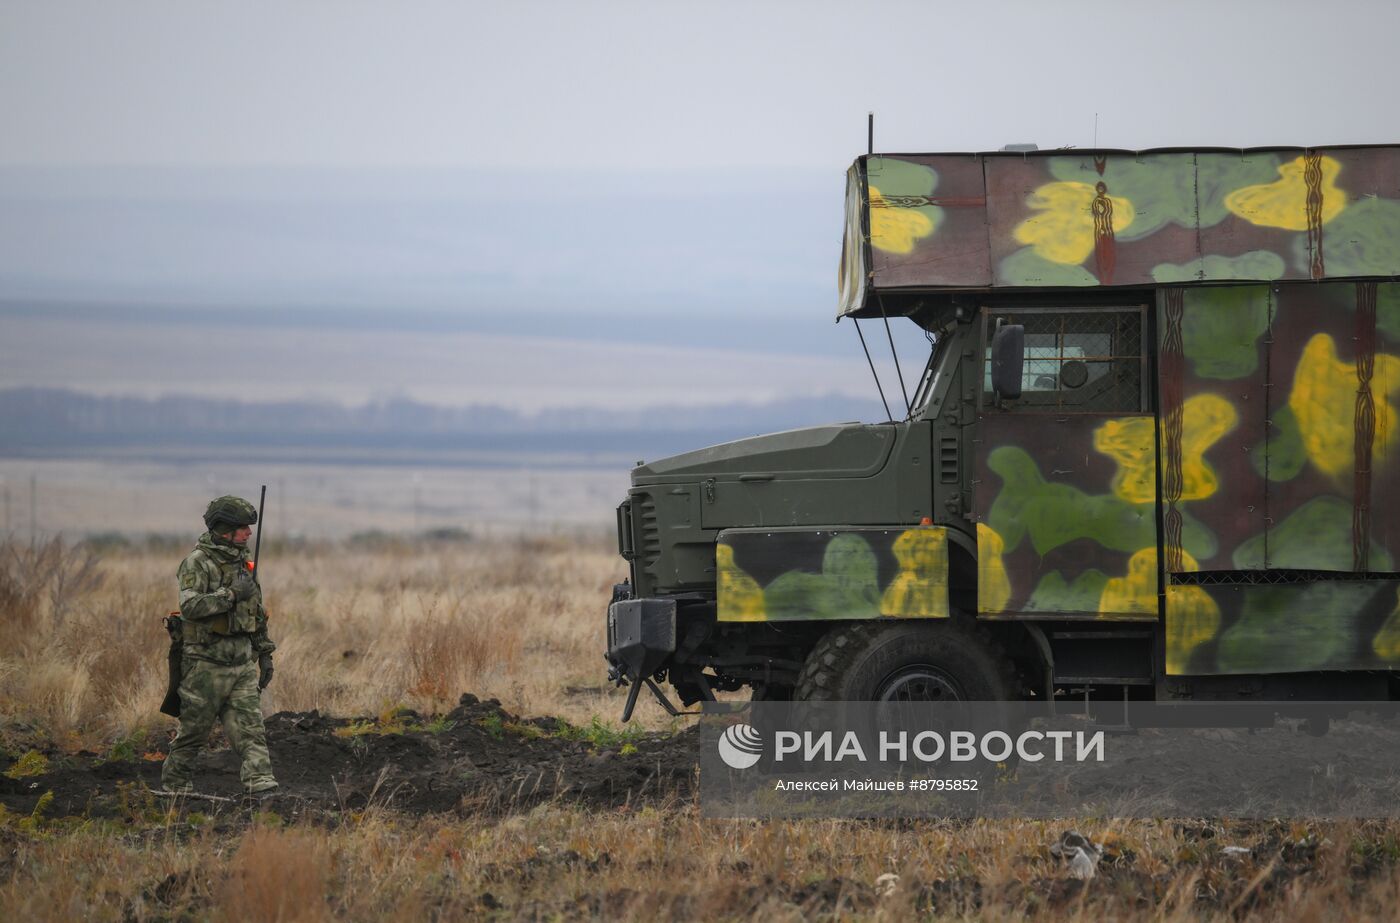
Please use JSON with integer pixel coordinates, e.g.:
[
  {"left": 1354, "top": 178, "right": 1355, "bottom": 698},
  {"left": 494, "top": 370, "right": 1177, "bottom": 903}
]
[{"left": 1000, "top": 143, "right": 1039, "bottom": 152}]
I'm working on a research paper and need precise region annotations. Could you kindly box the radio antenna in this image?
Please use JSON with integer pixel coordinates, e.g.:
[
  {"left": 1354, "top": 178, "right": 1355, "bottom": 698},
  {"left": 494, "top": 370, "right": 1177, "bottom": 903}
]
[{"left": 252, "top": 484, "right": 266, "bottom": 583}]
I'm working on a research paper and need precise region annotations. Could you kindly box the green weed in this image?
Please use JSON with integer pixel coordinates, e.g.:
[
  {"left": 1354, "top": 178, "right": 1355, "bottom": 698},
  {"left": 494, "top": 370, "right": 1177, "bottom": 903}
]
[
  {"left": 3, "top": 749, "right": 49, "bottom": 779},
  {"left": 550, "top": 716, "right": 646, "bottom": 749},
  {"left": 333, "top": 720, "right": 378, "bottom": 739},
  {"left": 417, "top": 715, "right": 456, "bottom": 734},
  {"left": 478, "top": 713, "right": 505, "bottom": 740},
  {"left": 17, "top": 791, "right": 53, "bottom": 832},
  {"left": 102, "top": 728, "right": 151, "bottom": 764}
]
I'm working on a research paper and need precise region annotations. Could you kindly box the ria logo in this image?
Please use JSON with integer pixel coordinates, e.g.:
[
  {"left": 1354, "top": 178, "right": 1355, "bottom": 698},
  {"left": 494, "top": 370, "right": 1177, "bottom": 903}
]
[{"left": 718, "top": 724, "right": 763, "bottom": 769}]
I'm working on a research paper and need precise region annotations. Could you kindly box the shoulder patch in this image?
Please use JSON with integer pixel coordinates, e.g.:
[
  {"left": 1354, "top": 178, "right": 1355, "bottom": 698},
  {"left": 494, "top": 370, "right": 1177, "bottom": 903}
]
[{"left": 178, "top": 549, "right": 220, "bottom": 592}]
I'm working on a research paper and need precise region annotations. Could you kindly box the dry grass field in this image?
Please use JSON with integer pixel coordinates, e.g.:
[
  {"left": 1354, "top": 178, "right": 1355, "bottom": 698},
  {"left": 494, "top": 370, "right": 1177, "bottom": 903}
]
[{"left": 5, "top": 535, "right": 1400, "bottom": 921}]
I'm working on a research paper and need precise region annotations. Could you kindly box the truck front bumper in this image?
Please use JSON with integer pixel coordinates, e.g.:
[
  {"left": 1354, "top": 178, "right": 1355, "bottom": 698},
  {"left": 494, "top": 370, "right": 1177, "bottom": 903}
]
[
  {"left": 606, "top": 597, "right": 676, "bottom": 682},
  {"left": 605, "top": 597, "right": 677, "bottom": 721}
]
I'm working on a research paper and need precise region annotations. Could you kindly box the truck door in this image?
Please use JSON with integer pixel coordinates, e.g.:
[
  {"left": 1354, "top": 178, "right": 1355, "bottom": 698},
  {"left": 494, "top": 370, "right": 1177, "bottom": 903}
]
[{"left": 972, "top": 305, "right": 1158, "bottom": 621}]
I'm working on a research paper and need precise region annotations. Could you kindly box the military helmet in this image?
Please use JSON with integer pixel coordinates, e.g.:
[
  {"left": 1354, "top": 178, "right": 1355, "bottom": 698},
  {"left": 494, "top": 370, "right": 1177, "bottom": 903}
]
[{"left": 203, "top": 495, "right": 258, "bottom": 531}]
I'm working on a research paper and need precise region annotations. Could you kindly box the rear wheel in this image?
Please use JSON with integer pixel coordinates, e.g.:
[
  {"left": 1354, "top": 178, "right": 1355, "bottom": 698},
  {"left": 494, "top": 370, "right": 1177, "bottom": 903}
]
[{"left": 794, "top": 619, "right": 1016, "bottom": 702}]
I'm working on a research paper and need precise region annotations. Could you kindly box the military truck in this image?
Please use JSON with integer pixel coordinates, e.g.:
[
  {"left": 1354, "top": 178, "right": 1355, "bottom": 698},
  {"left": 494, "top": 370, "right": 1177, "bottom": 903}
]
[{"left": 606, "top": 145, "right": 1400, "bottom": 720}]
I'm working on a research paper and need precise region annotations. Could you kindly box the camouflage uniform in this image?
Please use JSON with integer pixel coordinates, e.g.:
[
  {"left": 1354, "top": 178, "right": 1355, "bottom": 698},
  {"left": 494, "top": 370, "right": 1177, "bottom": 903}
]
[{"left": 161, "top": 504, "right": 277, "bottom": 792}]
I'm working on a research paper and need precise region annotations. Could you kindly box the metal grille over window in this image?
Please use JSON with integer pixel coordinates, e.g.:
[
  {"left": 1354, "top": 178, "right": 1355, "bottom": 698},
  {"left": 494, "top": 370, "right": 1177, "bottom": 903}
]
[{"left": 985, "top": 309, "right": 1145, "bottom": 412}]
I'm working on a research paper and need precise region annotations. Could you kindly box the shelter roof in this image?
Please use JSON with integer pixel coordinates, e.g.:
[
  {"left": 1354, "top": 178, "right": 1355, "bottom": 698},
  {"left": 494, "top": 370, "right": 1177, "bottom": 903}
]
[{"left": 839, "top": 145, "right": 1400, "bottom": 317}]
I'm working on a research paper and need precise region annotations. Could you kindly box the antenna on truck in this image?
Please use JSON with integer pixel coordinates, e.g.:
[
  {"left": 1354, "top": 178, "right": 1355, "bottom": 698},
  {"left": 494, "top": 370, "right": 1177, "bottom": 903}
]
[{"left": 851, "top": 110, "right": 908, "bottom": 423}]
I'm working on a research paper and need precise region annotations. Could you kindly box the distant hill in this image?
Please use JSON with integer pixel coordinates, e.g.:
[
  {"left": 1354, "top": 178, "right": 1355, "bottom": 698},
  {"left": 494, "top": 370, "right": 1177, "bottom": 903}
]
[{"left": 0, "top": 388, "right": 885, "bottom": 466}]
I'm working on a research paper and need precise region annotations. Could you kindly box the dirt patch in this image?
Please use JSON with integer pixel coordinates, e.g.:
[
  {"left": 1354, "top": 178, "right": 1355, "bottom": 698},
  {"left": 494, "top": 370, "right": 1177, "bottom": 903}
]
[{"left": 0, "top": 694, "right": 696, "bottom": 818}]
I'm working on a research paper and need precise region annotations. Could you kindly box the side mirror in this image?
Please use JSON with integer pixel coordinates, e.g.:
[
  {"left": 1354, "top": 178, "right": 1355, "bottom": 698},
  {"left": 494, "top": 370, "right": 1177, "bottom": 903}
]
[{"left": 990, "top": 324, "right": 1024, "bottom": 400}]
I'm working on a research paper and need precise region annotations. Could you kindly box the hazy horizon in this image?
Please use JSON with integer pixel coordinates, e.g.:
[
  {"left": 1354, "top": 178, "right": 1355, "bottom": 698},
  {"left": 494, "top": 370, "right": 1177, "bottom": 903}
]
[
  {"left": 5, "top": 0, "right": 1398, "bottom": 535},
  {"left": 6, "top": 1, "right": 1397, "bottom": 415},
  {"left": 0, "top": 161, "right": 914, "bottom": 410}
]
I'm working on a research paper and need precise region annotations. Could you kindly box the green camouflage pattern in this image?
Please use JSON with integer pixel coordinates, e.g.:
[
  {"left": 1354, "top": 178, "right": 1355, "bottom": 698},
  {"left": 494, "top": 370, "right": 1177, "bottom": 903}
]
[
  {"left": 203, "top": 494, "right": 258, "bottom": 530},
  {"left": 163, "top": 532, "right": 276, "bottom": 789},
  {"left": 839, "top": 147, "right": 1400, "bottom": 315},
  {"left": 716, "top": 526, "right": 949, "bottom": 622},
  {"left": 1172, "top": 580, "right": 1400, "bottom": 675},
  {"left": 160, "top": 653, "right": 275, "bottom": 790},
  {"left": 1158, "top": 281, "right": 1400, "bottom": 674},
  {"left": 1157, "top": 283, "right": 1400, "bottom": 574},
  {"left": 972, "top": 280, "right": 1400, "bottom": 674},
  {"left": 841, "top": 146, "right": 1400, "bottom": 674},
  {"left": 177, "top": 533, "right": 274, "bottom": 654}
]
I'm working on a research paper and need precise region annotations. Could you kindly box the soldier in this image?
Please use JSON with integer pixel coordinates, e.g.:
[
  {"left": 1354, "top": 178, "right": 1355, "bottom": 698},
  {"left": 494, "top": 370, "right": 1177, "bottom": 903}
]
[{"left": 161, "top": 495, "right": 278, "bottom": 794}]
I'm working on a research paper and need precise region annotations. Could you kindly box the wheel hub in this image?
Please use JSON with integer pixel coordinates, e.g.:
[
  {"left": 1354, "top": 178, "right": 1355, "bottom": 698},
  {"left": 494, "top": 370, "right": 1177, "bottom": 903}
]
[{"left": 875, "top": 665, "right": 965, "bottom": 702}]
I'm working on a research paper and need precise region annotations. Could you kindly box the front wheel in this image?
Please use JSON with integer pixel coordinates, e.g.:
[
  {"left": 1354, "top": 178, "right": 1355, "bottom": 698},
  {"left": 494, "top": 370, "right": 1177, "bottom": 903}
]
[{"left": 793, "top": 620, "right": 1016, "bottom": 702}]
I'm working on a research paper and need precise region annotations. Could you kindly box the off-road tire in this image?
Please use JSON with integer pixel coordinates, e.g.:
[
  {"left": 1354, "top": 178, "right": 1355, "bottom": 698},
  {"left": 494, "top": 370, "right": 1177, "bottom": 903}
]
[{"left": 793, "top": 618, "right": 1017, "bottom": 702}]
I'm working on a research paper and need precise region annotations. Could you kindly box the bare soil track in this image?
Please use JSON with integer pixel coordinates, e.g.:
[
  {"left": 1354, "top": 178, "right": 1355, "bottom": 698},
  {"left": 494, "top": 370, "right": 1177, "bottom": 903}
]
[{"left": 0, "top": 695, "right": 696, "bottom": 819}]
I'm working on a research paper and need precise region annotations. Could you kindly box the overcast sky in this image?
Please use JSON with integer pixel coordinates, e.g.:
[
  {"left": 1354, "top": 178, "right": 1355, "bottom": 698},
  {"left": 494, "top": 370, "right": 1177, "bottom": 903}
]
[
  {"left": 2, "top": 0, "right": 1397, "bottom": 411},
  {"left": 5, "top": 0, "right": 1397, "bottom": 168}
]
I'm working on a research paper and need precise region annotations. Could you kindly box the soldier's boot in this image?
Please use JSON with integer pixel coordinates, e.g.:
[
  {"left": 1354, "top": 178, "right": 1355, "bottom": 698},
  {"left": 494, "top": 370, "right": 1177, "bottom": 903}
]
[{"left": 222, "top": 662, "right": 278, "bottom": 794}]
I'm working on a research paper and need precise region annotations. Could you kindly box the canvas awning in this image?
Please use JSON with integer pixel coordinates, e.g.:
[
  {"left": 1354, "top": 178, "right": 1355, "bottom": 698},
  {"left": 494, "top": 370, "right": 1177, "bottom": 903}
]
[{"left": 838, "top": 145, "right": 1400, "bottom": 318}]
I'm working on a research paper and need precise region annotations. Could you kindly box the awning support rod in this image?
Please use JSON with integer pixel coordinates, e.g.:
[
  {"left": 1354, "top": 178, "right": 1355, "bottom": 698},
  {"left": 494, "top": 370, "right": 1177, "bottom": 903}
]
[
  {"left": 876, "top": 292, "right": 913, "bottom": 419},
  {"left": 853, "top": 318, "right": 894, "bottom": 423}
]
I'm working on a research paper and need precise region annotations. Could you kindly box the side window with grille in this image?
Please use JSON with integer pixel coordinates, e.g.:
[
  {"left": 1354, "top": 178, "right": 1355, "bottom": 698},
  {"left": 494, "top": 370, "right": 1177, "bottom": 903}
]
[{"left": 983, "top": 308, "right": 1146, "bottom": 412}]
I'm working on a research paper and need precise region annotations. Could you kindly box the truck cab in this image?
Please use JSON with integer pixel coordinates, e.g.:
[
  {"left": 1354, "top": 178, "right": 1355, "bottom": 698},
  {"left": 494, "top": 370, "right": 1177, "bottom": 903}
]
[{"left": 607, "top": 145, "right": 1400, "bottom": 719}]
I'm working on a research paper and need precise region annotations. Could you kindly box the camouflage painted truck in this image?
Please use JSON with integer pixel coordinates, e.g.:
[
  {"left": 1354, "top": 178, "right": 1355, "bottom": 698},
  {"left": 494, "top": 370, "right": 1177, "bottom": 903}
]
[{"left": 605, "top": 144, "right": 1400, "bottom": 720}]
